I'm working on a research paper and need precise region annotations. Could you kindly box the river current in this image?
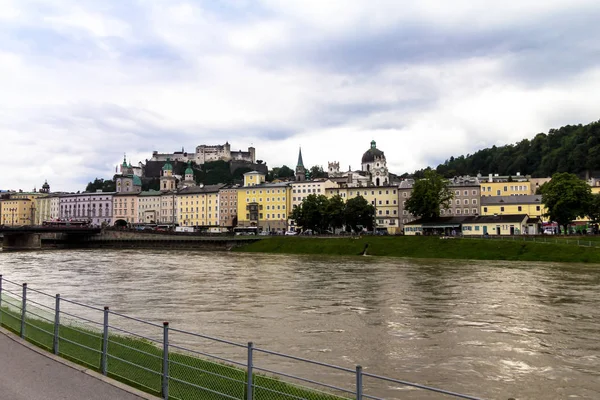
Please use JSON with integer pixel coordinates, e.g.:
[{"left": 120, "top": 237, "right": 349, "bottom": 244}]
[{"left": 0, "top": 249, "right": 599, "bottom": 399}]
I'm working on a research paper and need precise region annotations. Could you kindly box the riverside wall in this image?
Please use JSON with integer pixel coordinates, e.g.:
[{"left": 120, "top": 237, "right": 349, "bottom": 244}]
[{"left": 37, "top": 231, "right": 262, "bottom": 251}]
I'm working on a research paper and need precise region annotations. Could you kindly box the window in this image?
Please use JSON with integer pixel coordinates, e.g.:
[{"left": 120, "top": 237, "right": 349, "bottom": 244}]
[
  {"left": 484, "top": 207, "right": 488, "bottom": 213},
  {"left": 472, "top": 199, "right": 477, "bottom": 205},
  {"left": 536, "top": 206, "right": 540, "bottom": 211},
  {"left": 503, "top": 186, "right": 507, "bottom": 192},
  {"left": 455, "top": 199, "right": 460, "bottom": 205},
  {"left": 518, "top": 206, "right": 522, "bottom": 212},
  {"left": 497, "top": 190, "right": 501, "bottom": 196},
  {"left": 464, "top": 190, "right": 468, "bottom": 196},
  {"left": 500, "top": 206, "right": 505, "bottom": 212},
  {"left": 473, "top": 208, "right": 477, "bottom": 214},
  {"left": 456, "top": 209, "right": 461, "bottom": 214},
  {"left": 464, "top": 199, "right": 469, "bottom": 205}
]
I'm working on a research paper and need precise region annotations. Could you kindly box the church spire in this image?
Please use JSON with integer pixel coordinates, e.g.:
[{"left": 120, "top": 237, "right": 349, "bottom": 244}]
[{"left": 296, "top": 147, "right": 304, "bottom": 168}]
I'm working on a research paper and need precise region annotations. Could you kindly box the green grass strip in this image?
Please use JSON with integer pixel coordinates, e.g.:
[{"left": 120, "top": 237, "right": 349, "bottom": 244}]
[
  {"left": 0, "top": 297, "right": 350, "bottom": 400},
  {"left": 233, "top": 236, "right": 600, "bottom": 263}
]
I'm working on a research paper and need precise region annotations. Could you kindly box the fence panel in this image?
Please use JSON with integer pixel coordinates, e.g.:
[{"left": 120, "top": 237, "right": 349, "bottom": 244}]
[{"left": 0, "top": 277, "right": 485, "bottom": 400}]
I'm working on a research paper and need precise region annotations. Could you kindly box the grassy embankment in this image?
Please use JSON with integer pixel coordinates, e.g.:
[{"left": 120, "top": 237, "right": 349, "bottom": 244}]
[
  {"left": 234, "top": 236, "right": 600, "bottom": 263},
  {"left": 0, "top": 300, "right": 346, "bottom": 400}
]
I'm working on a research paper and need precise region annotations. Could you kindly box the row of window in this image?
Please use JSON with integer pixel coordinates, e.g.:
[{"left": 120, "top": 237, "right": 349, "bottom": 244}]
[
  {"left": 482, "top": 206, "right": 541, "bottom": 213},
  {"left": 246, "top": 213, "right": 287, "bottom": 220},
  {"left": 246, "top": 189, "right": 285, "bottom": 194},
  {"left": 482, "top": 185, "right": 529, "bottom": 192}
]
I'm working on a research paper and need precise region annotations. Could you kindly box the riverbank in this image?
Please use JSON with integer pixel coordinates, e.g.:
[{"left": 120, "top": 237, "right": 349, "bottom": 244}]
[{"left": 234, "top": 236, "right": 600, "bottom": 263}]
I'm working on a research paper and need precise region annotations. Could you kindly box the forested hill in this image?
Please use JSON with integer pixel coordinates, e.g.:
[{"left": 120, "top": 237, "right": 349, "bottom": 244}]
[{"left": 420, "top": 120, "right": 600, "bottom": 178}]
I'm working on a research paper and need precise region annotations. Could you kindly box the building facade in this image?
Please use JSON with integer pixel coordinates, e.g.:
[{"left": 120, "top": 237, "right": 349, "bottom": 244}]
[
  {"left": 177, "top": 184, "right": 225, "bottom": 229},
  {"left": 480, "top": 195, "right": 546, "bottom": 220},
  {"left": 291, "top": 179, "right": 339, "bottom": 210},
  {"left": 112, "top": 193, "right": 138, "bottom": 225},
  {"left": 325, "top": 185, "right": 400, "bottom": 234},
  {"left": 151, "top": 142, "right": 256, "bottom": 165},
  {"left": 218, "top": 186, "right": 238, "bottom": 230},
  {"left": 237, "top": 171, "right": 291, "bottom": 232},
  {"left": 138, "top": 190, "right": 162, "bottom": 224},
  {"left": 60, "top": 192, "right": 114, "bottom": 226},
  {"left": 361, "top": 140, "right": 389, "bottom": 187}
]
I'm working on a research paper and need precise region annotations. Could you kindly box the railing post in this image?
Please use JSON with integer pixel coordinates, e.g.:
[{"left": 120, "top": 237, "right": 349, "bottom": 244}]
[
  {"left": 356, "top": 365, "right": 363, "bottom": 400},
  {"left": 20, "top": 283, "right": 27, "bottom": 338},
  {"left": 101, "top": 306, "right": 109, "bottom": 375},
  {"left": 247, "top": 342, "right": 254, "bottom": 400},
  {"left": 162, "top": 322, "right": 169, "bottom": 400},
  {"left": 53, "top": 294, "right": 60, "bottom": 355}
]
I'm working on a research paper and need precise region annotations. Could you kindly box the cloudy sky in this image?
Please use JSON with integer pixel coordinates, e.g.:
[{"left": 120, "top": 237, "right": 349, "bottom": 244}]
[{"left": 1, "top": 0, "right": 600, "bottom": 192}]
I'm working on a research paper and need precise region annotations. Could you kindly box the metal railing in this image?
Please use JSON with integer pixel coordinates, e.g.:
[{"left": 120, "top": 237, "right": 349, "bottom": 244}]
[{"left": 0, "top": 275, "right": 483, "bottom": 400}]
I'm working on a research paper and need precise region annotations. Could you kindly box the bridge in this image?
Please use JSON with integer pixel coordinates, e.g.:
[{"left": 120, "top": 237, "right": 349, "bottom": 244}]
[{"left": 0, "top": 226, "right": 101, "bottom": 251}]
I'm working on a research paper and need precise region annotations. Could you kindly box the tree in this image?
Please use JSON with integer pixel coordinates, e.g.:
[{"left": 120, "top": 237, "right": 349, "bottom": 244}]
[
  {"left": 540, "top": 172, "right": 593, "bottom": 233},
  {"left": 309, "top": 165, "right": 327, "bottom": 179},
  {"left": 344, "top": 195, "right": 375, "bottom": 232},
  {"left": 405, "top": 170, "right": 453, "bottom": 219},
  {"left": 587, "top": 193, "right": 600, "bottom": 224},
  {"left": 86, "top": 178, "right": 115, "bottom": 192},
  {"left": 326, "top": 195, "right": 345, "bottom": 231},
  {"left": 291, "top": 194, "right": 329, "bottom": 233},
  {"left": 268, "top": 165, "right": 295, "bottom": 181}
]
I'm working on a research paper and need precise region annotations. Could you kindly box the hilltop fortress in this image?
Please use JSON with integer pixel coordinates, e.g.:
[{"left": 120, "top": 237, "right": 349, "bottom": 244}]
[{"left": 150, "top": 142, "right": 255, "bottom": 165}]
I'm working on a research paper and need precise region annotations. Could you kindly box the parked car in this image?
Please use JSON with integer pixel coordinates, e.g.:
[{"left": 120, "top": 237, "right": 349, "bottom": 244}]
[
  {"left": 285, "top": 231, "right": 298, "bottom": 236},
  {"left": 543, "top": 228, "right": 555, "bottom": 235}
]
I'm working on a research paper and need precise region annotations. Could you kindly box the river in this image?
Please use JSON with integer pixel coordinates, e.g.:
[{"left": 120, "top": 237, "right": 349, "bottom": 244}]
[{"left": 0, "top": 249, "right": 599, "bottom": 400}]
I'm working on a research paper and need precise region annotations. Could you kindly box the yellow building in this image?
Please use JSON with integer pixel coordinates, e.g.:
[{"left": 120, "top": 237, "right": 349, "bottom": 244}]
[
  {"left": 1, "top": 198, "right": 36, "bottom": 226},
  {"left": 325, "top": 185, "right": 400, "bottom": 234},
  {"left": 461, "top": 215, "right": 538, "bottom": 235},
  {"left": 177, "top": 184, "right": 226, "bottom": 229},
  {"left": 480, "top": 195, "right": 547, "bottom": 221},
  {"left": 237, "top": 171, "right": 291, "bottom": 232},
  {"left": 480, "top": 180, "right": 533, "bottom": 197}
]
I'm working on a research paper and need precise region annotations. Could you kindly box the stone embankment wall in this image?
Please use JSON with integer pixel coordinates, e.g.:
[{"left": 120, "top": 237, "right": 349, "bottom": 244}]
[{"left": 40, "top": 230, "right": 260, "bottom": 251}]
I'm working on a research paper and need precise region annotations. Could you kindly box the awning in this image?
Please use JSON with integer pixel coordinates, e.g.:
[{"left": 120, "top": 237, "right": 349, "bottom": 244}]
[{"left": 422, "top": 224, "right": 461, "bottom": 229}]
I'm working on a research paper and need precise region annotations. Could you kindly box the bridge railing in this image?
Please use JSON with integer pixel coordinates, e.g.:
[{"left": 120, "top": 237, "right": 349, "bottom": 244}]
[{"left": 0, "top": 276, "right": 484, "bottom": 400}]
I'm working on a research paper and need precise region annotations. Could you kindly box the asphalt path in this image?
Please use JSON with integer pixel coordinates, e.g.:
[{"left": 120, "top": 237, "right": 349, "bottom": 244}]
[{"left": 0, "top": 329, "right": 158, "bottom": 400}]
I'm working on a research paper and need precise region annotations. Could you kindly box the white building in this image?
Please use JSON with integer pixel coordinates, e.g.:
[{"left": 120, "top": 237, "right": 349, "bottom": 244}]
[
  {"left": 59, "top": 192, "right": 115, "bottom": 227},
  {"left": 151, "top": 142, "right": 256, "bottom": 165},
  {"left": 291, "top": 179, "right": 339, "bottom": 209}
]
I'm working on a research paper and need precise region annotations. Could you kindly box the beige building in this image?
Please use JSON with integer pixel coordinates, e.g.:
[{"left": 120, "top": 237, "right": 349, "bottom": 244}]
[
  {"left": 325, "top": 185, "right": 400, "bottom": 234},
  {"left": 138, "top": 190, "right": 162, "bottom": 224},
  {"left": 160, "top": 192, "right": 177, "bottom": 225},
  {"left": 218, "top": 186, "right": 238, "bottom": 230},
  {"left": 291, "top": 179, "right": 339, "bottom": 209},
  {"left": 112, "top": 193, "right": 139, "bottom": 225}
]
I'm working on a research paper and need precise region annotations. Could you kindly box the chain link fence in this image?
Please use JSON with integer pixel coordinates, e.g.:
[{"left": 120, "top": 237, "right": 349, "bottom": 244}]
[{"left": 0, "top": 275, "right": 483, "bottom": 400}]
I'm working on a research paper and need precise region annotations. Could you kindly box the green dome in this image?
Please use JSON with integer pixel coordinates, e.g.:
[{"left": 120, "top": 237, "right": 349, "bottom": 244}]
[
  {"left": 162, "top": 159, "right": 173, "bottom": 171},
  {"left": 185, "top": 161, "right": 194, "bottom": 175},
  {"left": 133, "top": 175, "right": 142, "bottom": 186}
]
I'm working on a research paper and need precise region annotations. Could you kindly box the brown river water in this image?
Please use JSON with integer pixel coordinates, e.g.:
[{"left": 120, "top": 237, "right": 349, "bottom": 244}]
[{"left": 0, "top": 249, "right": 599, "bottom": 400}]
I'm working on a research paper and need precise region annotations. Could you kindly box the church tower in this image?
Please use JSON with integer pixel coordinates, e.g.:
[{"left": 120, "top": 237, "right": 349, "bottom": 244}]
[
  {"left": 295, "top": 147, "right": 306, "bottom": 181},
  {"left": 160, "top": 158, "right": 177, "bottom": 192},
  {"left": 179, "top": 161, "right": 197, "bottom": 188}
]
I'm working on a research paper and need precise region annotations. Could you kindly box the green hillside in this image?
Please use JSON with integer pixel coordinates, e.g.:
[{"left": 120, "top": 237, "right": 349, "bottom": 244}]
[{"left": 417, "top": 119, "right": 600, "bottom": 178}]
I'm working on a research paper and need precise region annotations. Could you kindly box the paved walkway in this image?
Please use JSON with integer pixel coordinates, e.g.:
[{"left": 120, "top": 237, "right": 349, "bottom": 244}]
[{"left": 0, "top": 328, "right": 160, "bottom": 400}]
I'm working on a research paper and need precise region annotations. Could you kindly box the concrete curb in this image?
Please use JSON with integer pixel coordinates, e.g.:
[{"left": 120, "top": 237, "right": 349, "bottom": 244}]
[{"left": 0, "top": 326, "right": 161, "bottom": 400}]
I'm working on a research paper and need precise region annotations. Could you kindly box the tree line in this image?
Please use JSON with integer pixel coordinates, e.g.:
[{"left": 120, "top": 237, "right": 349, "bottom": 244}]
[
  {"left": 410, "top": 120, "right": 600, "bottom": 179},
  {"left": 291, "top": 194, "right": 375, "bottom": 233}
]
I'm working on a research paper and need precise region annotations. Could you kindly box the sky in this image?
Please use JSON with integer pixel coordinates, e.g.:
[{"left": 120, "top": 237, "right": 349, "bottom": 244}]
[{"left": 1, "top": 0, "right": 600, "bottom": 192}]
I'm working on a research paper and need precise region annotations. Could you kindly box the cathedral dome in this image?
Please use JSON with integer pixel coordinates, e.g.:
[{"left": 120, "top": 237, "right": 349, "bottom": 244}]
[
  {"left": 361, "top": 140, "right": 385, "bottom": 163},
  {"left": 162, "top": 159, "right": 173, "bottom": 171},
  {"left": 185, "top": 161, "right": 194, "bottom": 175},
  {"left": 133, "top": 175, "right": 142, "bottom": 186}
]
